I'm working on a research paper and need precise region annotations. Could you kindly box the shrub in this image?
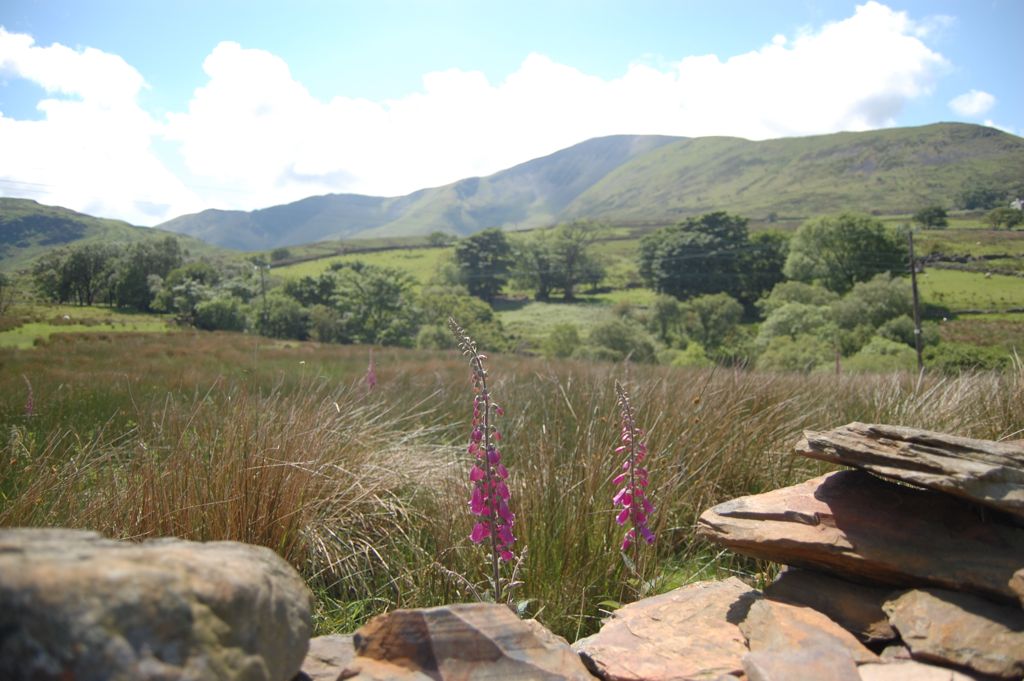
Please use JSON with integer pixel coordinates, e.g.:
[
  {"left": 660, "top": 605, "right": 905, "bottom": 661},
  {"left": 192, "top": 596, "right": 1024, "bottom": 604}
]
[
  {"left": 844, "top": 337, "right": 917, "bottom": 373},
  {"left": 194, "top": 297, "right": 248, "bottom": 332},
  {"left": 924, "top": 342, "right": 1014, "bottom": 373},
  {"left": 586, "top": 319, "right": 657, "bottom": 363}
]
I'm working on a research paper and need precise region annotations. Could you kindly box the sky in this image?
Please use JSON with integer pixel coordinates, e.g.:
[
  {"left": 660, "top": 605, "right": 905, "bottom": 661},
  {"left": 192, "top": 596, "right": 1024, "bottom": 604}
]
[{"left": 0, "top": 1, "right": 1021, "bottom": 227}]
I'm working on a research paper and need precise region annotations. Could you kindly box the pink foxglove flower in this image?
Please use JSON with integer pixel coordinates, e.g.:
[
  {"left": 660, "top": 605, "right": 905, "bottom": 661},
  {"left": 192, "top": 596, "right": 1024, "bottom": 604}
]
[
  {"left": 449, "top": 316, "right": 516, "bottom": 599},
  {"left": 613, "top": 381, "right": 655, "bottom": 552}
]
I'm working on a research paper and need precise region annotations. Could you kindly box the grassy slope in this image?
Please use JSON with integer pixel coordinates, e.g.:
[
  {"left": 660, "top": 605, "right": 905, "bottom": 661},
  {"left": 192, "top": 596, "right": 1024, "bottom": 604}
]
[
  {"left": 0, "top": 198, "right": 223, "bottom": 273},
  {"left": 569, "top": 123, "right": 1024, "bottom": 222},
  {"left": 157, "top": 123, "right": 1024, "bottom": 250}
]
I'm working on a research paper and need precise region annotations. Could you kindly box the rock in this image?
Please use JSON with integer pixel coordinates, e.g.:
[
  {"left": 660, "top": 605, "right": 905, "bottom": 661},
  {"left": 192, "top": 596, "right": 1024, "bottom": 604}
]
[
  {"left": 764, "top": 568, "right": 897, "bottom": 644},
  {"left": 795, "top": 422, "right": 1024, "bottom": 520},
  {"left": 0, "top": 527, "right": 312, "bottom": 681},
  {"left": 349, "top": 602, "right": 593, "bottom": 680},
  {"left": 1011, "top": 568, "right": 1024, "bottom": 608},
  {"left": 739, "top": 599, "right": 876, "bottom": 664},
  {"left": 298, "top": 635, "right": 357, "bottom": 681},
  {"left": 574, "top": 577, "right": 759, "bottom": 681},
  {"left": 742, "top": 645, "right": 860, "bottom": 681},
  {"left": 857, "top": 660, "right": 983, "bottom": 681},
  {"left": 883, "top": 588, "right": 1024, "bottom": 679},
  {"left": 697, "top": 470, "right": 1024, "bottom": 603},
  {"left": 879, "top": 645, "right": 913, "bottom": 663}
]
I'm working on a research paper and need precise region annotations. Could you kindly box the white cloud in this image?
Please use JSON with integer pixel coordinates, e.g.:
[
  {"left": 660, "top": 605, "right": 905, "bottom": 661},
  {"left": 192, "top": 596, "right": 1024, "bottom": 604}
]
[
  {"left": 949, "top": 89, "right": 996, "bottom": 117},
  {"left": 0, "top": 27, "right": 200, "bottom": 224},
  {"left": 0, "top": 1, "right": 952, "bottom": 225}
]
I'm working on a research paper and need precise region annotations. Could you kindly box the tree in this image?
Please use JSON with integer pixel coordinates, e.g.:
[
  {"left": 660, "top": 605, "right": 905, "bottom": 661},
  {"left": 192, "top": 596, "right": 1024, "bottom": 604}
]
[
  {"left": 426, "top": 231, "right": 455, "bottom": 247},
  {"left": 0, "top": 272, "right": 15, "bottom": 314},
  {"left": 679, "top": 293, "right": 744, "bottom": 351},
  {"left": 256, "top": 293, "right": 310, "bottom": 340},
  {"left": 736, "top": 230, "right": 789, "bottom": 308},
  {"left": 913, "top": 206, "right": 948, "bottom": 229},
  {"left": 332, "top": 265, "right": 421, "bottom": 346},
  {"left": 783, "top": 213, "right": 907, "bottom": 294},
  {"left": 550, "top": 220, "right": 603, "bottom": 300},
  {"left": 453, "top": 228, "right": 512, "bottom": 302},
  {"left": 957, "top": 185, "right": 1004, "bottom": 210},
  {"left": 194, "top": 297, "right": 248, "bottom": 332},
  {"left": 511, "top": 233, "right": 558, "bottom": 301},
  {"left": 113, "top": 237, "right": 183, "bottom": 311},
  {"left": 985, "top": 207, "right": 1023, "bottom": 229},
  {"left": 756, "top": 281, "right": 839, "bottom": 318},
  {"left": 638, "top": 212, "right": 749, "bottom": 300},
  {"left": 270, "top": 247, "right": 292, "bottom": 263}
]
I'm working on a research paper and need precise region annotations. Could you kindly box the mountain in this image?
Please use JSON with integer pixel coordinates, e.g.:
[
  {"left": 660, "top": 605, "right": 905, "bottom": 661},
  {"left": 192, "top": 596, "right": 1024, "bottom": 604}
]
[
  {"left": 0, "top": 198, "right": 220, "bottom": 272},
  {"left": 153, "top": 122, "right": 1024, "bottom": 250},
  {"left": 157, "top": 135, "right": 679, "bottom": 250}
]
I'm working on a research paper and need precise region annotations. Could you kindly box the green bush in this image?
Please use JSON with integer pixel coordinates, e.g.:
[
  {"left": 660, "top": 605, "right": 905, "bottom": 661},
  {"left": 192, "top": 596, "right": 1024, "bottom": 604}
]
[
  {"left": 584, "top": 319, "right": 657, "bottom": 363},
  {"left": 756, "top": 334, "right": 833, "bottom": 372},
  {"left": 924, "top": 342, "right": 1014, "bottom": 373},
  {"left": 542, "top": 323, "right": 582, "bottom": 358},
  {"left": 844, "top": 336, "right": 917, "bottom": 373},
  {"left": 194, "top": 297, "right": 248, "bottom": 332}
]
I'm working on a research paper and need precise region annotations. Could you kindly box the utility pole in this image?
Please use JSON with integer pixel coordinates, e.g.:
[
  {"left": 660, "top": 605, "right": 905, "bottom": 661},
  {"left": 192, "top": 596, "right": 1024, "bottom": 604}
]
[{"left": 908, "top": 229, "right": 924, "bottom": 372}]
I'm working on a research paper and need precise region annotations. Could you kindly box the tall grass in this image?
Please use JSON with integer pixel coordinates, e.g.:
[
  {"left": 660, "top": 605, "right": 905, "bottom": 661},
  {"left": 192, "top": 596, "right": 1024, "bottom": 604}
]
[{"left": 1, "top": 331, "right": 1022, "bottom": 639}]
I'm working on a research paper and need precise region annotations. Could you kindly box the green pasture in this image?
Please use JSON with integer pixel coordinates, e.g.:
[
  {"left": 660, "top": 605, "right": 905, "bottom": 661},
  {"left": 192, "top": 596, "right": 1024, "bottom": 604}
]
[
  {"left": 272, "top": 247, "right": 451, "bottom": 285},
  {"left": 917, "top": 268, "right": 1024, "bottom": 313},
  {"left": 0, "top": 304, "right": 174, "bottom": 349}
]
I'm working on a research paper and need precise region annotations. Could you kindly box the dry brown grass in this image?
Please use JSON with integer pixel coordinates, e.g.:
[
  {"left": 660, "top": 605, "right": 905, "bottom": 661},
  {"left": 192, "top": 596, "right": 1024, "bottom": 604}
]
[{"left": 2, "top": 332, "right": 1021, "bottom": 638}]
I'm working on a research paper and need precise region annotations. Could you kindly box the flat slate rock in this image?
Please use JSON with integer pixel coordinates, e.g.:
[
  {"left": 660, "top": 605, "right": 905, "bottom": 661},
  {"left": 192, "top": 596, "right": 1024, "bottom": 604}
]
[
  {"left": 697, "top": 470, "right": 1024, "bottom": 603},
  {"left": 742, "top": 645, "right": 860, "bottom": 681},
  {"left": 796, "top": 422, "right": 1024, "bottom": 519},
  {"left": 857, "top": 660, "right": 983, "bottom": 681},
  {"left": 297, "top": 635, "right": 357, "bottom": 681},
  {"left": 883, "top": 588, "right": 1024, "bottom": 679},
  {"left": 739, "top": 599, "right": 877, "bottom": 664},
  {"left": 574, "top": 577, "right": 759, "bottom": 681},
  {"left": 764, "top": 568, "right": 897, "bottom": 645},
  {"left": 349, "top": 602, "right": 593, "bottom": 680},
  {"left": 0, "top": 527, "right": 313, "bottom": 681}
]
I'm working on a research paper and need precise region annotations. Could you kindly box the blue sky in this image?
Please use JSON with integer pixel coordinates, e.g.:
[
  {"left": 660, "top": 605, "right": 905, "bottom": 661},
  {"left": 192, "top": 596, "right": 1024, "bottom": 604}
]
[{"left": 1, "top": 1, "right": 1021, "bottom": 225}]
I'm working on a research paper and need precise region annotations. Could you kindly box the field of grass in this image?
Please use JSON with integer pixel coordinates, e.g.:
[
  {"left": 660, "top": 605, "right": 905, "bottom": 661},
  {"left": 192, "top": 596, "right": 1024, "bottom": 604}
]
[
  {"left": 2, "top": 331, "right": 1021, "bottom": 640},
  {"left": 916, "top": 268, "right": 1024, "bottom": 312},
  {"left": 273, "top": 246, "right": 451, "bottom": 285},
  {"left": 0, "top": 303, "right": 175, "bottom": 349}
]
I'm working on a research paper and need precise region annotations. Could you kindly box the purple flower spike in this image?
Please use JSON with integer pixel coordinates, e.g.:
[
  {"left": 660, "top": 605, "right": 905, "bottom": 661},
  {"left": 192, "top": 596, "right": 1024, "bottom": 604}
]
[
  {"left": 613, "top": 382, "right": 656, "bottom": 553},
  {"left": 449, "top": 316, "right": 517, "bottom": 602}
]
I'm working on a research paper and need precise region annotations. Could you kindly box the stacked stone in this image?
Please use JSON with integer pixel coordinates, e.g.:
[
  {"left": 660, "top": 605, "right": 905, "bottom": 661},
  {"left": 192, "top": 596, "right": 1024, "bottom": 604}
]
[{"left": 687, "top": 422, "right": 1024, "bottom": 681}]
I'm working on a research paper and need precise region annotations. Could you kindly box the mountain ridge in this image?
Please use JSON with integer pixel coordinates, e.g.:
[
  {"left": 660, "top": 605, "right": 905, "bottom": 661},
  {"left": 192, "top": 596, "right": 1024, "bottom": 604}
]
[{"left": 157, "top": 123, "right": 1024, "bottom": 250}]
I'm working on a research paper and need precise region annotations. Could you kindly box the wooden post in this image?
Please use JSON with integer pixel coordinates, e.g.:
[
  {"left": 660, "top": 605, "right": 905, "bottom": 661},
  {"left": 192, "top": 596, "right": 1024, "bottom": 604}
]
[{"left": 908, "top": 230, "right": 924, "bottom": 372}]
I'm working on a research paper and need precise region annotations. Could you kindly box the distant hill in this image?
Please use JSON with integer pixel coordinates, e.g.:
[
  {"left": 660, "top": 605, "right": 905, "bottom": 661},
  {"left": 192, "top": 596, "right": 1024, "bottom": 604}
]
[
  {"left": 157, "top": 134, "right": 678, "bottom": 250},
  {"left": 0, "top": 198, "right": 221, "bottom": 272},
  {"left": 161, "top": 123, "right": 1024, "bottom": 250}
]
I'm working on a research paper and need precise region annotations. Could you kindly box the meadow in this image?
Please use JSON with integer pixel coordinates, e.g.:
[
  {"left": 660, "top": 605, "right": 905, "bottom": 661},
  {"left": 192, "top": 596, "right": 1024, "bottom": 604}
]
[{"left": 2, "top": 330, "right": 1021, "bottom": 640}]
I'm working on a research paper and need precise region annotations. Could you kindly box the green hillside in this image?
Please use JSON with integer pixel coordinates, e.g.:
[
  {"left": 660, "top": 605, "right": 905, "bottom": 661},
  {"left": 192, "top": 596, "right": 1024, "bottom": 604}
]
[
  {"left": 568, "top": 123, "right": 1024, "bottom": 221},
  {"left": 155, "top": 123, "right": 1024, "bottom": 251},
  {"left": 0, "top": 198, "right": 221, "bottom": 272}
]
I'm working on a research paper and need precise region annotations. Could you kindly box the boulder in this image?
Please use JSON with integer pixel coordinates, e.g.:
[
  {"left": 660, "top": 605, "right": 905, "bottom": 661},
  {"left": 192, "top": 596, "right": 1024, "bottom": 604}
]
[
  {"left": 349, "top": 602, "right": 594, "bottom": 680},
  {"left": 574, "top": 577, "right": 759, "bottom": 681},
  {"left": 297, "top": 635, "right": 357, "bottom": 681},
  {"left": 739, "top": 599, "right": 876, "bottom": 664},
  {"left": 882, "top": 588, "right": 1024, "bottom": 679},
  {"left": 741, "top": 646, "right": 860, "bottom": 681},
  {"left": 857, "top": 660, "right": 983, "bottom": 681},
  {"left": 1011, "top": 568, "right": 1024, "bottom": 608},
  {"left": 764, "top": 568, "right": 897, "bottom": 644},
  {"left": 697, "top": 470, "right": 1024, "bottom": 603},
  {"left": 795, "top": 422, "right": 1024, "bottom": 520},
  {"left": 0, "top": 527, "right": 313, "bottom": 681}
]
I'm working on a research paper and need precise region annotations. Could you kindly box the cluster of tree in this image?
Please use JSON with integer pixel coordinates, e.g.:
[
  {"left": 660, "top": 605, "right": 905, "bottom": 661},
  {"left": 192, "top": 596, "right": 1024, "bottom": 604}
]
[
  {"left": 637, "top": 212, "right": 788, "bottom": 310},
  {"left": 32, "top": 237, "right": 187, "bottom": 311}
]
